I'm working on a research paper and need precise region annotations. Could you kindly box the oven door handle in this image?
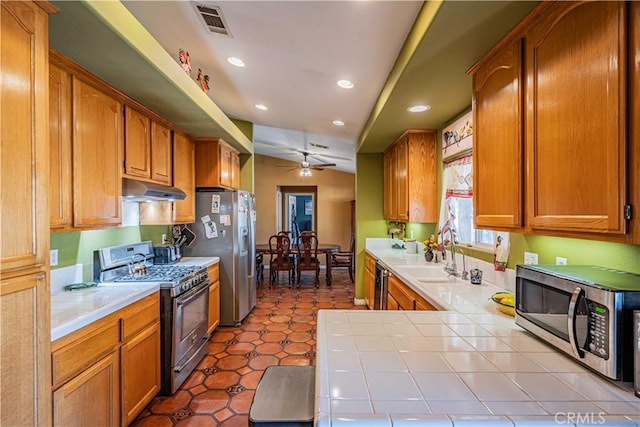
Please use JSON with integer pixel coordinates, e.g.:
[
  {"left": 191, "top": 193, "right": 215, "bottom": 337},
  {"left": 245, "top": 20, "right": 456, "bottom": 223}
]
[
  {"left": 176, "top": 281, "right": 210, "bottom": 306},
  {"left": 567, "top": 286, "right": 585, "bottom": 359}
]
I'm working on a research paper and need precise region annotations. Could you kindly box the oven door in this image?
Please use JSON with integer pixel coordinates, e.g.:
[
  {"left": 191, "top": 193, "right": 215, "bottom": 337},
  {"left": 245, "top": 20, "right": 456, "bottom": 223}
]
[
  {"left": 173, "top": 281, "right": 210, "bottom": 369},
  {"left": 515, "top": 267, "right": 619, "bottom": 379}
]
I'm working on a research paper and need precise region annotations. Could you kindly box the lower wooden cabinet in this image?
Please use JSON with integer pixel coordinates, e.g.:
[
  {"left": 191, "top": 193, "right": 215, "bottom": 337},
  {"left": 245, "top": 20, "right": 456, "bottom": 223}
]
[
  {"left": 386, "top": 274, "right": 437, "bottom": 311},
  {"left": 52, "top": 293, "right": 160, "bottom": 426},
  {"left": 121, "top": 322, "right": 160, "bottom": 426},
  {"left": 53, "top": 351, "right": 120, "bottom": 427},
  {"left": 364, "top": 253, "right": 376, "bottom": 309},
  {"left": 207, "top": 263, "right": 221, "bottom": 335}
]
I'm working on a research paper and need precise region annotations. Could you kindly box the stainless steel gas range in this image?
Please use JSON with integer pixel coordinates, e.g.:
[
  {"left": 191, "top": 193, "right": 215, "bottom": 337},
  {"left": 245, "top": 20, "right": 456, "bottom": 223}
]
[{"left": 94, "top": 241, "right": 210, "bottom": 395}]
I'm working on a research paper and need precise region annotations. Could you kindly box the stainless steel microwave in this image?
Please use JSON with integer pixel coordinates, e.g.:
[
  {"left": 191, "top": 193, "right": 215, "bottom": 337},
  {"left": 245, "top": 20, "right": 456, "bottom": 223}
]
[{"left": 515, "top": 264, "right": 640, "bottom": 381}]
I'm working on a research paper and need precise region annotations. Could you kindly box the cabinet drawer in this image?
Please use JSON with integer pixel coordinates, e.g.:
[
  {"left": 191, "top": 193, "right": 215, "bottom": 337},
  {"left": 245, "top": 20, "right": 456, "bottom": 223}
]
[
  {"left": 121, "top": 292, "right": 159, "bottom": 341},
  {"left": 52, "top": 320, "right": 119, "bottom": 388},
  {"left": 388, "top": 275, "right": 414, "bottom": 310}
]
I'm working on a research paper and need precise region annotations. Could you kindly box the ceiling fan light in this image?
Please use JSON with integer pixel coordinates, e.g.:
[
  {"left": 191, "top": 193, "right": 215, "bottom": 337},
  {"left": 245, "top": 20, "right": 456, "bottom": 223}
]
[{"left": 300, "top": 168, "right": 312, "bottom": 177}]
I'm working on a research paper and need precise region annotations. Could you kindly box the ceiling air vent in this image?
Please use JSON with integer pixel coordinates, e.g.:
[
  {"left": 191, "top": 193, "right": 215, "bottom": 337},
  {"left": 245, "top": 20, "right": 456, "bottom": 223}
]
[{"left": 192, "top": 3, "right": 231, "bottom": 36}]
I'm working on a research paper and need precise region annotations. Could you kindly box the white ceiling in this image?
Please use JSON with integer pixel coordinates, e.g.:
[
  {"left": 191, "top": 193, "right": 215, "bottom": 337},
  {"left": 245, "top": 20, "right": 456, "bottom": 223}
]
[{"left": 121, "top": 1, "right": 423, "bottom": 173}]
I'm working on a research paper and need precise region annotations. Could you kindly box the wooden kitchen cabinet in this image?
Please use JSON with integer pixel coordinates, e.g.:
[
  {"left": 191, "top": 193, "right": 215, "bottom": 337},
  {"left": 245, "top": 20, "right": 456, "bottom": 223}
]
[
  {"left": 383, "top": 130, "right": 437, "bottom": 223},
  {"left": 525, "top": 1, "right": 627, "bottom": 235},
  {"left": 630, "top": 1, "right": 640, "bottom": 245},
  {"left": 207, "top": 263, "right": 221, "bottom": 335},
  {"left": 364, "top": 253, "right": 376, "bottom": 310},
  {"left": 195, "top": 137, "right": 241, "bottom": 189},
  {"left": 52, "top": 292, "right": 160, "bottom": 426},
  {"left": 173, "top": 132, "right": 196, "bottom": 223},
  {"left": 470, "top": 1, "right": 632, "bottom": 240},
  {"left": 53, "top": 351, "right": 120, "bottom": 427},
  {"left": 1, "top": 2, "right": 55, "bottom": 426},
  {"left": 72, "top": 77, "right": 123, "bottom": 228},
  {"left": 123, "top": 106, "right": 173, "bottom": 185},
  {"left": 471, "top": 39, "right": 524, "bottom": 231},
  {"left": 121, "top": 322, "right": 160, "bottom": 426},
  {"left": 49, "top": 63, "right": 73, "bottom": 230},
  {"left": 386, "top": 274, "right": 437, "bottom": 312}
]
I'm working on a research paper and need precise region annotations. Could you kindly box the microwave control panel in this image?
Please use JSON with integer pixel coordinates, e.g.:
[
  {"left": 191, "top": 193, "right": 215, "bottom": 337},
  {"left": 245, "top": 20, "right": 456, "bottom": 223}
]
[{"left": 587, "top": 302, "right": 609, "bottom": 360}]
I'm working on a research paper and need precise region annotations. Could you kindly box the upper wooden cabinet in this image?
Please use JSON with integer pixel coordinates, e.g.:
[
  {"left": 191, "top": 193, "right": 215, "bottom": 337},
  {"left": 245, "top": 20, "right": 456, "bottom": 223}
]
[
  {"left": 195, "top": 138, "right": 241, "bottom": 190},
  {"left": 173, "top": 132, "right": 195, "bottom": 224},
  {"left": 472, "top": 39, "right": 524, "bottom": 231},
  {"left": 1, "top": 3, "right": 54, "bottom": 426},
  {"left": 470, "top": 1, "right": 634, "bottom": 240},
  {"left": 630, "top": 1, "right": 640, "bottom": 245},
  {"left": 123, "top": 106, "right": 173, "bottom": 185},
  {"left": 72, "top": 77, "right": 123, "bottom": 228},
  {"left": 383, "top": 130, "right": 437, "bottom": 223},
  {"left": 525, "top": 1, "right": 627, "bottom": 235},
  {"left": 49, "top": 63, "right": 73, "bottom": 230}
]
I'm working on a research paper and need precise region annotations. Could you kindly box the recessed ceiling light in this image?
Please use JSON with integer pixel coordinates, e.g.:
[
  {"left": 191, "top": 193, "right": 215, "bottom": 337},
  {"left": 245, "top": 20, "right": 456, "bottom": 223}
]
[
  {"left": 227, "top": 57, "right": 245, "bottom": 67},
  {"left": 337, "top": 79, "right": 354, "bottom": 89},
  {"left": 255, "top": 104, "right": 268, "bottom": 111},
  {"left": 407, "top": 104, "right": 431, "bottom": 113},
  {"left": 332, "top": 120, "right": 345, "bottom": 126}
]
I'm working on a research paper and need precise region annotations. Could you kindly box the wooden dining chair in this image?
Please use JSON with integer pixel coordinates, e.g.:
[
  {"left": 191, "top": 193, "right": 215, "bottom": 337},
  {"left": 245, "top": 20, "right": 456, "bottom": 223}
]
[
  {"left": 268, "top": 234, "right": 293, "bottom": 288},
  {"left": 295, "top": 233, "right": 320, "bottom": 288},
  {"left": 329, "top": 233, "right": 355, "bottom": 283},
  {"left": 277, "top": 231, "right": 297, "bottom": 280}
]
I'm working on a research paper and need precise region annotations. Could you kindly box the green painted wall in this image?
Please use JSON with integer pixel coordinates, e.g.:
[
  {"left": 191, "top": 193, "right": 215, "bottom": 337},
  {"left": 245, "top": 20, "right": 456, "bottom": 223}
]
[
  {"left": 230, "top": 118, "right": 255, "bottom": 193},
  {"left": 355, "top": 153, "right": 387, "bottom": 298},
  {"left": 50, "top": 225, "right": 168, "bottom": 280}
]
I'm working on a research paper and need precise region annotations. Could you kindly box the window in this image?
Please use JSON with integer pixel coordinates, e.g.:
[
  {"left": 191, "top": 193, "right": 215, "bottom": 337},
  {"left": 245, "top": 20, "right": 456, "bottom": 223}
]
[{"left": 438, "top": 154, "right": 495, "bottom": 249}]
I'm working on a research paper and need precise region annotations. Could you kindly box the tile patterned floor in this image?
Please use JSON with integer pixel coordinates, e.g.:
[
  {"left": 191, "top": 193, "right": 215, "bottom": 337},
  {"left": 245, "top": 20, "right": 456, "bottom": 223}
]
[{"left": 132, "top": 269, "right": 364, "bottom": 427}]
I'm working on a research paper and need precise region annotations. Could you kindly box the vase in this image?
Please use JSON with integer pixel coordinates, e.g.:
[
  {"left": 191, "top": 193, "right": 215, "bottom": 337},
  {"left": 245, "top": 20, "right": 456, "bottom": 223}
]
[{"left": 425, "top": 251, "right": 434, "bottom": 262}]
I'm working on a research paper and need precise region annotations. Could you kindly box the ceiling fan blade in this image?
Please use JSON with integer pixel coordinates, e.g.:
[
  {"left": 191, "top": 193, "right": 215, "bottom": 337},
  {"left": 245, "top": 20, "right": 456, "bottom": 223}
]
[
  {"left": 304, "top": 151, "right": 352, "bottom": 161},
  {"left": 310, "top": 163, "right": 336, "bottom": 168}
]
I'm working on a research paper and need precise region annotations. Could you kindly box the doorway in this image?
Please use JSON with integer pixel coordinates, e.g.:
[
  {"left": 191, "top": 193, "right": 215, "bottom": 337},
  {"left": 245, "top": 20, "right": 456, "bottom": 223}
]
[{"left": 278, "top": 186, "right": 317, "bottom": 240}]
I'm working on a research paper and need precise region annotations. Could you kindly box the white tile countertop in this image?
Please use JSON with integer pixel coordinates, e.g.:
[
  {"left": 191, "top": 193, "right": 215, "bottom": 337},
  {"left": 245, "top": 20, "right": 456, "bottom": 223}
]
[
  {"left": 313, "top": 242, "right": 640, "bottom": 426},
  {"left": 50, "top": 257, "right": 219, "bottom": 341}
]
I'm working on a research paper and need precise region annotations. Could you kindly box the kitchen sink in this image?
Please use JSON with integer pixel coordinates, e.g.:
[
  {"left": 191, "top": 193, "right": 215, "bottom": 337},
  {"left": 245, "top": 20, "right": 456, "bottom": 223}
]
[{"left": 393, "top": 265, "right": 455, "bottom": 283}]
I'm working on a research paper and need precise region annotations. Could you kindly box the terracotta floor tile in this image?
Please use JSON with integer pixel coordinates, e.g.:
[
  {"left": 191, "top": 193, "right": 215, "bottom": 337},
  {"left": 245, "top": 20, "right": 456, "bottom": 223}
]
[
  {"left": 224, "top": 342, "right": 255, "bottom": 355},
  {"left": 133, "top": 269, "right": 358, "bottom": 427},
  {"left": 203, "top": 371, "right": 240, "bottom": 390},
  {"left": 175, "top": 414, "right": 218, "bottom": 426},
  {"left": 189, "top": 390, "right": 229, "bottom": 414},
  {"left": 215, "top": 355, "right": 248, "bottom": 371},
  {"left": 247, "top": 355, "right": 279, "bottom": 370}
]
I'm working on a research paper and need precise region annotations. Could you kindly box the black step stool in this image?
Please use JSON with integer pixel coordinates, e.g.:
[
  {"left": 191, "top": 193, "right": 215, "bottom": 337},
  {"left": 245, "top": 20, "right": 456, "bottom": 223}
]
[{"left": 249, "top": 365, "right": 315, "bottom": 426}]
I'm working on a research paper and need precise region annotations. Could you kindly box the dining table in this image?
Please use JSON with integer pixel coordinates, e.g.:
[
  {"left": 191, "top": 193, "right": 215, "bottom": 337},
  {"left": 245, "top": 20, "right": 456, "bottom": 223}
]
[{"left": 255, "top": 242, "right": 341, "bottom": 285}]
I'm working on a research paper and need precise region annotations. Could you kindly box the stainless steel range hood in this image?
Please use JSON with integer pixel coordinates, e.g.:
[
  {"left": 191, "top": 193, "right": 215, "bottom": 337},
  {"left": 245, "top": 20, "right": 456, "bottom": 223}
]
[{"left": 122, "top": 178, "right": 186, "bottom": 201}]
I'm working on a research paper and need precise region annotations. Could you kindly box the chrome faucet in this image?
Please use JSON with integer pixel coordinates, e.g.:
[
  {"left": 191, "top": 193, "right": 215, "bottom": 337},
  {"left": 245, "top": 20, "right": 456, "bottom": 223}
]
[{"left": 443, "top": 229, "right": 468, "bottom": 280}]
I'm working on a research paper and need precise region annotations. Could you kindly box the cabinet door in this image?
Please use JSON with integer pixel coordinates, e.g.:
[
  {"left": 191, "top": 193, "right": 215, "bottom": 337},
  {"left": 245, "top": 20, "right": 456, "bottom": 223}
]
[
  {"left": 53, "top": 351, "right": 120, "bottom": 427},
  {"left": 415, "top": 296, "right": 437, "bottom": 311},
  {"left": 220, "top": 143, "right": 233, "bottom": 188},
  {"left": 124, "top": 106, "right": 151, "bottom": 179},
  {"left": 173, "top": 132, "right": 195, "bottom": 223},
  {"left": 364, "top": 266, "right": 375, "bottom": 310},
  {"left": 407, "top": 131, "right": 438, "bottom": 223},
  {"left": 208, "top": 281, "right": 220, "bottom": 335},
  {"left": 1, "top": 1, "right": 49, "bottom": 271},
  {"left": 49, "top": 63, "right": 73, "bottom": 230},
  {"left": 151, "top": 121, "right": 172, "bottom": 184},
  {"left": 121, "top": 322, "right": 160, "bottom": 426},
  {"left": 395, "top": 138, "right": 409, "bottom": 221},
  {"left": 386, "top": 293, "right": 400, "bottom": 311},
  {"left": 383, "top": 150, "right": 394, "bottom": 219},
  {"left": 231, "top": 150, "right": 241, "bottom": 189},
  {"left": 631, "top": 1, "right": 640, "bottom": 244},
  {"left": 472, "top": 39, "right": 524, "bottom": 230},
  {"left": 525, "top": 1, "right": 627, "bottom": 234},
  {"left": 72, "top": 78, "right": 122, "bottom": 227},
  {"left": 1, "top": 272, "right": 50, "bottom": 427}
]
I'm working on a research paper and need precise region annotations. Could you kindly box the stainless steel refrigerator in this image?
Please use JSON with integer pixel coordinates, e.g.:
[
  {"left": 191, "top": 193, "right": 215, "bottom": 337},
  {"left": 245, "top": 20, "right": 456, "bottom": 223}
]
[{"left": 183, "top": 189, "right": 256, "bottom": 326}]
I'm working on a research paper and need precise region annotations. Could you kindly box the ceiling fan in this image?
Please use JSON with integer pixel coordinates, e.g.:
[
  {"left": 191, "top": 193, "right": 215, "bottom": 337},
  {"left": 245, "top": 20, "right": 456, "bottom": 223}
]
[{"left": 282, "top": 151, "right": 337, "bottom": 174}]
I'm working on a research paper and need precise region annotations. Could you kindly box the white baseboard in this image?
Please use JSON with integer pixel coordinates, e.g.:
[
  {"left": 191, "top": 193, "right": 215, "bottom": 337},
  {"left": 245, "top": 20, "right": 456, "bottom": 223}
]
[{"left": 353, "top": 298, "right": 366, "bottom": 306}]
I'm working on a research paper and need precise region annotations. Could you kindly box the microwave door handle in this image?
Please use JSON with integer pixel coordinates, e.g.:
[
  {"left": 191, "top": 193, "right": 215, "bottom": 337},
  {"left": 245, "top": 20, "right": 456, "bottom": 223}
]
[{"left": 567, "top": 286, "right": 585, "bottom": 359}]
